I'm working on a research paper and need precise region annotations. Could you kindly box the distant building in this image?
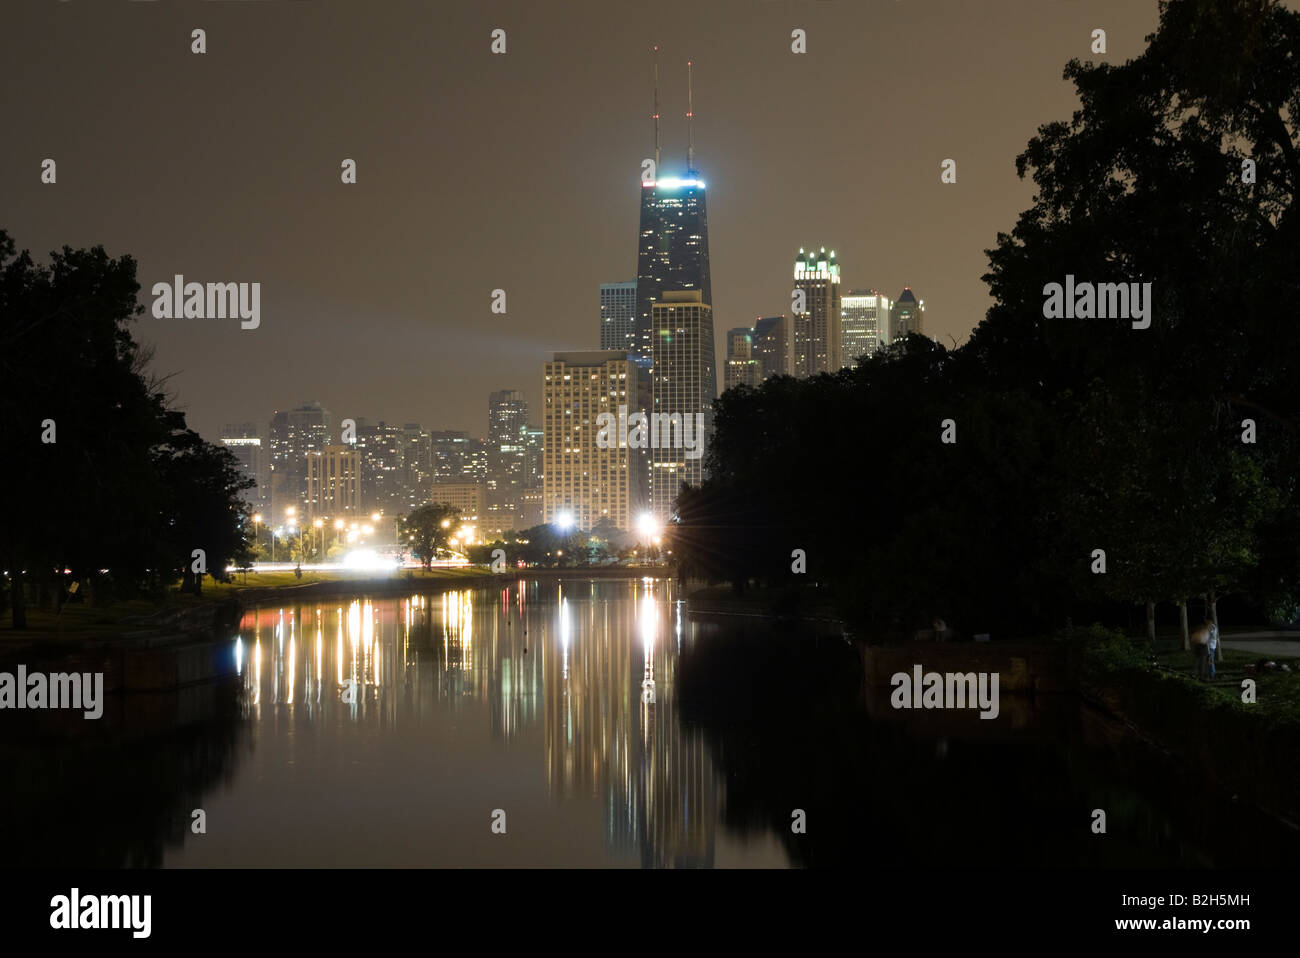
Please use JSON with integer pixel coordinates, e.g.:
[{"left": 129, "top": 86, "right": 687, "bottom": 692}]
[
  {"left": 306, "top": 444, "right": 360, "bottom": 521},
  {"left": 891, "top": 286, "right": 925, "bottom": 341},
  {"left": 542, "top": 350, "right": 647, "bottom": 531},
  {"left": 354, "top": 419, "right": 405, "bottom": 515},
  {"left": 752, "top": 315, "right": 794, "bottom": 379},
  {"left": 220, "top": 422, "right": 268, "bottom": 512},
  {"left": 430, "top": 481, "right": 485, "bottom": 529},
  {"left": 793, "top": 248, "right": 842, "bottom": 376},
  {"left": 723, "top": 326, "right": 762, "bottom": 391},
  {"left": 486, "top": 389, "right": 529, "bottom": 538},
  {"left": 600, "top": 281, "right": 638, "bottom": 352},
  {"left": 269, "top": 401, "right": 332, "bottom": 523},
  {"left": 430, "top": 430, "right": 472, "bottom": 482},
  {"left": 841, "top": 289, "right": 892, "bottom": 366}
]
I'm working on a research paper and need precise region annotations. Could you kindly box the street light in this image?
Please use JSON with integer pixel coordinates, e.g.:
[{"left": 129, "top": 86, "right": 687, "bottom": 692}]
[{"left": 313, "top": 518, "right": 323, "bottom": 559}]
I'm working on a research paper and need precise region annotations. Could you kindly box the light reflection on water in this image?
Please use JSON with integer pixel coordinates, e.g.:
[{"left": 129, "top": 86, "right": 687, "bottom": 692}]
[{"left": 167, "top": 578, "right": 787, "bottom": 868}]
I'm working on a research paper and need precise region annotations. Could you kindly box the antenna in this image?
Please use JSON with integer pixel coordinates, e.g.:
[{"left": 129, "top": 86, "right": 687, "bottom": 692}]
[
  {"left": 652, "top": 46, "right": 661, "bottom": 170},
  {"left": 686, "top": 60, "right": 695, "bottom": 173}
]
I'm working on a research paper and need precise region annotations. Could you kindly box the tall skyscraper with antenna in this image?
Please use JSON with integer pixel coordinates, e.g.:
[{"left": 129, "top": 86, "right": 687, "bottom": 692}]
[
  {"left": 634, "top": 51, "right": 716, "bottom": 407},
  {"left": 632, "top": 51, "right": 717, "bottom": 518}
]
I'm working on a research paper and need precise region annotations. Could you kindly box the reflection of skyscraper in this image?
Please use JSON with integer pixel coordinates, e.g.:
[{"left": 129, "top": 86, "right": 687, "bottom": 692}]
[{"left": 540, "top": 580, "right": 716, "bottom": 867}]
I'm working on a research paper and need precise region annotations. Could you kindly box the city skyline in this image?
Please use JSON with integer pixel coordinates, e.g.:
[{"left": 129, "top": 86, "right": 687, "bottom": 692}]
[{"left": 1, "top": 0, "right": 1163, "bottom": 444}]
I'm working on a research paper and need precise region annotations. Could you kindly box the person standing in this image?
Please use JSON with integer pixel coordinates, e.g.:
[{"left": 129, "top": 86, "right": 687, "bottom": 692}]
[{"left": 1207, "top": 621, "right": 1219, "bottom": 679}]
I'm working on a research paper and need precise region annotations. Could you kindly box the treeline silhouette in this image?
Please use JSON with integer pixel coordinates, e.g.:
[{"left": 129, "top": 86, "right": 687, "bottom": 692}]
[
  {"left": 672, "top": 0, "right": 1300, "bottom": 642},
  {"left": 0, "top": 229, "right": 252, "bottom": 628}
]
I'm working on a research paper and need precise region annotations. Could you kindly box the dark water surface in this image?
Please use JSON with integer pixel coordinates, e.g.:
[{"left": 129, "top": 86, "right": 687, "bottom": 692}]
[{"left": 3, "top": 577, "right": 1297, "bottom": 868}]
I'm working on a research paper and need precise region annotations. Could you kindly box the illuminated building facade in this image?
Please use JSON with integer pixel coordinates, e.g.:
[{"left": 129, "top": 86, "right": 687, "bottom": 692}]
[
  {"left": 542, "top": 350, "right": 647, "bottom": 531},
  {"left": 793, "top": 248, "right": 842, "bottom": 376},
  {"left": 841, "top": 289, "right": 892, "bottom": 366}
]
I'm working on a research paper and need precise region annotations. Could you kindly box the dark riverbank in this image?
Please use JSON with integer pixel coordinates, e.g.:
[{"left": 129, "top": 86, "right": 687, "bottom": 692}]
[{"left": 0, "top": 567, "right": 676, "bottom": 688}]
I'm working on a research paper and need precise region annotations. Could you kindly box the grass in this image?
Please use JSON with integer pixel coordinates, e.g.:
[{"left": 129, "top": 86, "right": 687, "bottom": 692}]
[
  {"left": 1152, "top": 641, "right": 1300, "bottom": 720},
  {"left": 0, "top": 566, "right": 493, "bottom": 641}
]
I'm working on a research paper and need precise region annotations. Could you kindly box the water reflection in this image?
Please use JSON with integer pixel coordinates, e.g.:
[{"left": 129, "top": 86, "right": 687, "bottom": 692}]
[
  {"left": 173, "top": 578, "right": 767, "bottom": 867},
  {"left": 6, "top": 578, "right": 1295, "bottom": 868}
]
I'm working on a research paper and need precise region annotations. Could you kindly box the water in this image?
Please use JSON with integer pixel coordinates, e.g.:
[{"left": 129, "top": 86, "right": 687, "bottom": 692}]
[{"left": 3, "top": 577, "right": 1297, "bottom": 868}]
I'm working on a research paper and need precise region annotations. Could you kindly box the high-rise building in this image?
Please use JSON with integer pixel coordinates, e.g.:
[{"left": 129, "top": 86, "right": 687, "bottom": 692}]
[
  {"left": 397, "top": 424, "right": 433, "bottom": 513},
  {"left": 841, "top": 289, "right": 893, "bottom": 366},
  {"left": 521, "top": 424, "right": 543, "bottom": 489},
  {"left": 354, "top": 419, "right": 405, "bottom": 515},
  {"left": 635, "top": 176, "right": 714, "bottom": 376},
  {"left": 793, "top": 248, "right": 842, "bottom": 376},
  {"left": 486, "top": 390, "right": 528, "bottom": 537},
  {"left": 542, "top": 350, "right": 647, "bottom": 532},
  {"left": 650, "top": 291, "right": 713, "bottom": 520},
  {"left": 306, "top": 444, "right": 360, "bottom": 521},
  {"left": 891, "top": 287, "right": 925, "bottom": 341},
  {"left": 429, "top": 430, "right": 472, "bottom": 482},
  {"left": 520, "top": 423, "right": 544, "bottom": 528},
  {"left": 751, "top": 315, "right": 794, "bottom": 379},
  {"left": 633, "top": 58, "right": 714, "bottom": 393},
  {"left": 268, "top": 401, "right": 333, "bottom": 524},
  {"left": 220, "top": 422, "right": 268, "bottom": 512},
  {"left": 723, "top": 326, "right": 761, "bottom": 391},
  {"left": 600, "top": 282, "right": 638, "bottom": 352}
]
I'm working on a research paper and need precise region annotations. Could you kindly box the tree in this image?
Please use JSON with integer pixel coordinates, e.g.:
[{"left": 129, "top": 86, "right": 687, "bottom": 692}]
[
  {"left": 401, "top": 503, "right": 459, "bottom": 569},
  {"left": 0, "top": 229, "right": 246, "bottom": 624},
  {"left": 152, "top": 429, "right": 255, "bottom": 594}
]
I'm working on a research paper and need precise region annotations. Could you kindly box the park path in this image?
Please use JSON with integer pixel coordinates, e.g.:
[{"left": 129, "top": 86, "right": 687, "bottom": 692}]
[{"left": 1219, "top": 631, "right": 1300, "bottom": 657}]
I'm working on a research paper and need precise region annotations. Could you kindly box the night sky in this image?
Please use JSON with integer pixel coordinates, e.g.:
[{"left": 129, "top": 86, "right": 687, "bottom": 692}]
[{"left": 2, "top": 0, "right": 1173, "bottom": 441}]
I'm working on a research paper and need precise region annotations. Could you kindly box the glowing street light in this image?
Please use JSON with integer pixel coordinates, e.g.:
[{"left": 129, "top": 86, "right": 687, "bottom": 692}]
[
  {"left": 252, "top": 513, "right": 265, "bottom": 563},
  {"left": 555, "top": 511, "right": 575, "bottom": 531}
]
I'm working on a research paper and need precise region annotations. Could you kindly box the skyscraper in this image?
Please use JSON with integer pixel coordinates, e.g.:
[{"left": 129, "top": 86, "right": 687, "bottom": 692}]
[
  {"left": 600, "top": 282, "right": 638, "bottom": 352},
  {"left": 793, "top": 248, "right": 842, "bottom": 376},
  {"left": 542, "top": 350, "right": 647, "bottom": 531},
  {"left": 354, "top": 419, "right": 404, "bottom": 515},
  {"left": 220, "top": 422, "right": 268, "bottom": 512},
  {"left": 841, "top": 289, "right": 893, "bottom": 366},
  {"left": 268, "top": 401, "right": 333, "bottom": 523},
  {"left": 752, "top": 315, "right": 794, "bottom": 379},
  {"left": 650, "top": 291, "right": 712, "bottom": 520},
  {"left": 306, "top": 444, "right": 360, "bottom": 521},
  {"left": 487, "top": 389, "right": 528, "bottom": 537},
  {"left": 891, "top": 287, "right": 925, "bottom": 341},
  {"left": 633, "top": 55, "right": 715, "bottom": 404},
  {"left": 723, "top": 326, "right": 761, "bottom": 390}
]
